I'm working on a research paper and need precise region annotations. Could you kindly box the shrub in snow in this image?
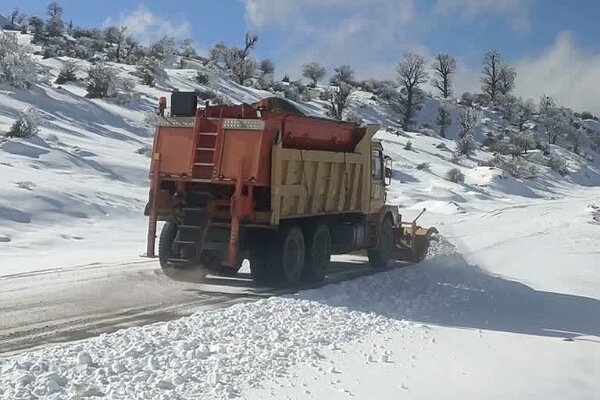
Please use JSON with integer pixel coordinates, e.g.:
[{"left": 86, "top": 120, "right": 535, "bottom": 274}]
[
  {"left": 325, "top": 83, "right": 353, "bottom": 121},
  {"left": 42, "top": 36, "right": 71, "bottom": 59},
  {"left": 46, "top": 133, "right": 59, "bottom": 143},
  {"left": 302, "top": 62, "right": 326, "bottom": 87},
  {"left": 259, "top": 59, "right": 275, "bottom": 75},
  {"left": 436, "top": 103, "right": 452, "bottom": 138},
  {"left": 490, "top": 155, "right": 538, "bottom": 180},
  {"left": 404, "top": 140, "right": 413, "bottom": 151},
  {"left": 196, "top": 89, "right": 217, "bottom": 101},
  {"left": 509, "top": 131, "right": 537, "bottom": 155},
  {"left": 345, "top": 112, "right": 362, "bottom": 124},
  {"left": 6, "top": 107, "right": 40, "bottom": 138},
  {"left": 86, "top": 63, "right": 115, "bottom": 98},
  {"left": 55, "top": 60, "right": 78, "bottom": 84},
  {"left": 458, "top": 106, "right": 479, "bottom": 138},
  {"left": 445, "top": 168, "right": 465, "bottom": 183},
  {"left": 0, "top": 32, "right": 37, "bottom": 88},
  {"left": 283, "top": 85, "right": 301, "bottom": 102},
  {"left": 135, "top": 58, "right": 166, "bottom": 87},
  {"left": 419, "top": 128, "right": 437, "bottom": 137},
  {"left": 416, "top": 162, "right": 431, "bottom": 171},
  {"left": 195, "top": 71, "right": 209, "bottom": 84},
  {"left": 548, "top": 155, "right": 568, "bottom": 176},
  {"left": 255, "top": 73, "right": 274, "bottom": 90},
  {"left": 148, "top": 36, "right": 177, "bottom": 66},
  {"left": 454, "top": 134, "right": 477, "bottom": 157},
  {"left": 16, "top": 181, "right": 36, "bottom": 191},
  {"left": 136, "top": 144, "right": 152, "bottom": 157}
]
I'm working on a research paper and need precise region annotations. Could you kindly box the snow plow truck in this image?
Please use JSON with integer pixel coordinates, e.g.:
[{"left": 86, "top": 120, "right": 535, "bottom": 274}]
[{"left": 145, "top": 93, "right": 437, "bottom": 285}]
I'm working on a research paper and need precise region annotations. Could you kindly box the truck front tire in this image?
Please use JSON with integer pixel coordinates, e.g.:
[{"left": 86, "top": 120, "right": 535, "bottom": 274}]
[
  {"left": 303, "top": 224, "right": 331, "bottom": 282},
  {"left": 368, "top": 217, "right": 393, "bottom": 269}
]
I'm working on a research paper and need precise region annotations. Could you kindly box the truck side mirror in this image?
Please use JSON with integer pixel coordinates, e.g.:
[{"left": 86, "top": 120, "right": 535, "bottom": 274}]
[{"left": 384, "top": 156, "right": 392, "bottom": 186}]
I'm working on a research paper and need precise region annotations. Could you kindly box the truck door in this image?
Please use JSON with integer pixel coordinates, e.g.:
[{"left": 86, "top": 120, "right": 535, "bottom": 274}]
[{"left": 370, "top": 148, "right": 386, "bottom": 212}]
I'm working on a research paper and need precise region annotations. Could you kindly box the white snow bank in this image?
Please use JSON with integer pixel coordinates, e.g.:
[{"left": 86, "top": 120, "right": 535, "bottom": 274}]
[
  {"left": 0, "top": 295, "right": 403, "bottom": 399},
  {"left": 3, "top": 234, "right": 599, "bottom": 399}
]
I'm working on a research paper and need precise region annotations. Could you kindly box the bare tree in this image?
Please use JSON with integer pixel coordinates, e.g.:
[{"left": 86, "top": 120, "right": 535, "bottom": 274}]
[
  {"left": 396, "top": 52, "right": 429, "bottom": 130},
  {"left": 498, "top": 64, "right": 517, "bottom": 96},
  {"left": 179, "top": 38, "right": 197, "bottom": 58},
  {"left": 330, "top": 64, "right": 355, "bottom": 86},
  {"left": 481, "top": 51, "right": 502, "bottom": 103},
  {"left": 104, "top": 26, "right": 128, "bottom": 62},
  {"left": 436, "top": 103, "right": 452, "bottom": 138},
  {"left": 46, "top": 1, "right": 64, "bottom": 37},
  {"left": 232, "top": 32, "right": 259, "bottom": 84},
  {"left": 9, "top": 7, "right": 22, "bottom": 25},
  {"left": 538, "top": 95, "right": 560, "bottom": 144},
  {"left": 459, "top": 106, "right": 479, "bottom": 138},
  {"left": 511, "top": 98, "right": 535, "bottom": 132},
  {"left": 431, "top": 53, "right": 456, "bottom": 99},
  {"left": 302, "top": 62, "right": 326, "bottom": 86},
  {"left": 326, "top": 83, "right": 353, "bottom": 120}
]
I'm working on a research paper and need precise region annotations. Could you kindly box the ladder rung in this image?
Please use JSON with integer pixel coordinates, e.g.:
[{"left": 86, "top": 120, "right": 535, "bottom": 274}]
[
  {"left": 199, "top": 132, "right": 218, "bottom": 136},
  {"left": 179, "top": 225, "right": 204, "bottom": 229},
  {"left": 174, "top": 240, "right": 196, "bottom": 245},
  {"left": 167, "top": 258, "right": 191, "bottom": 264},
  {"left": 197, "top": 147, "right": 215, "bottom": 151},
  {"left": 182, "top": 207, "right": 206, "bottom": 212},
  {"left": 194, "top": 163, "right": 214, "bottom": 166}
]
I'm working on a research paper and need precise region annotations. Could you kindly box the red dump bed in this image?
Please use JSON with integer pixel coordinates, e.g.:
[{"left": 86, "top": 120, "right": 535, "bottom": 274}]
[{"left": 151, "top": 99, "right": 366, "bottom": 186}]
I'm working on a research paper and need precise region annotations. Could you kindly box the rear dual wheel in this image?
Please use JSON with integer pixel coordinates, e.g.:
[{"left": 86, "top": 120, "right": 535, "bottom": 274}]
[
  {"left": 248, "top": 225, "right": 305, "bottom": 286},
  {"left": 303, "top": 224, "right": 331, "bottom": 283},
  {"left": 249, "top": 223, "right": 331, "bottom": 286}
]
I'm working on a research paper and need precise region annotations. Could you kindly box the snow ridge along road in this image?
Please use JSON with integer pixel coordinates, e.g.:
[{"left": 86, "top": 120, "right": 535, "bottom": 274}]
[{"left": 0, "top": 255, "right": 408, "bottom": 356}]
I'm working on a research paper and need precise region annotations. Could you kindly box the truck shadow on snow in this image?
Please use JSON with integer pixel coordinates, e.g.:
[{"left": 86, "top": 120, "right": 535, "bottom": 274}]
[{"left": 299, "top": 252, "right": 600, "bottom": 341}]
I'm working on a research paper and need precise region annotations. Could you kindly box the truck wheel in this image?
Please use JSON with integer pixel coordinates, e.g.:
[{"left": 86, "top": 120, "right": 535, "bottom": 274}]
[
  {"left": 368, "top": 217, "right": 393, "bottom": 269},
  {"left": 303, "top": 224, "right": 331, "bottom": 282},
  {"left": 158, "top": 222, "right": 178, "bottom": 269},
  {"left": 271, "top": 224, "right": 305, "bottom": 285}
]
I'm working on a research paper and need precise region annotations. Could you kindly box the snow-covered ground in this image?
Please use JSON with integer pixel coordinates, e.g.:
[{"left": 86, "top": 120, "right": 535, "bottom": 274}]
[
  {"left": 1, "top": 189, "right": 599, "bottom": 399},
  {"left": 1, "top": 33, "right": 600, "bottom": 399}
]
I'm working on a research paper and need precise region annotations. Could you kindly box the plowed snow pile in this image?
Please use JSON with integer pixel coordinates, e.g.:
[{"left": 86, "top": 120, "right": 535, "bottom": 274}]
[
  {"left": 0, "top": 241, "right": 474, "bottom": 399},
  {"left": 0, "top": 284, "right": 405, "bottom": 399}
]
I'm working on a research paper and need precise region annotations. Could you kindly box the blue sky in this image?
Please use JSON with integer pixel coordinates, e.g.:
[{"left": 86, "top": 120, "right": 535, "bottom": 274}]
[{"left": 2, "top": 0, "right": 600, "bottom": 112}]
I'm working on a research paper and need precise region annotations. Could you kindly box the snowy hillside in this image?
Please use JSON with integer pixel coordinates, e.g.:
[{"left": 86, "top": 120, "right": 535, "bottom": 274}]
[{"left": 1, "top": 29, "right": 600, "bottom": 400}]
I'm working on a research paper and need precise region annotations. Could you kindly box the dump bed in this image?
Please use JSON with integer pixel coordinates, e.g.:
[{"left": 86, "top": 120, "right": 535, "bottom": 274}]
[
  {"left": 270, "top": 125, "right": 377, "bottom": 224},
  {"left": 149, "top": 99, "right": 378, "bottom": 226}
]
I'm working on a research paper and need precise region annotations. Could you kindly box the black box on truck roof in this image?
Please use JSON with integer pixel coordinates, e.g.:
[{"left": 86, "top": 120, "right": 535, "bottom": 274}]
[{"left": 171, "top": 92, "right": 198, "bottom": 117}]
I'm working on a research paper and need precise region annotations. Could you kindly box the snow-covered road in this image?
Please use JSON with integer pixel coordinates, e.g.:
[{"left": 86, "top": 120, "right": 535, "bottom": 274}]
[{"left": 0, "top": 255, "right": 405, "bottom": 356}]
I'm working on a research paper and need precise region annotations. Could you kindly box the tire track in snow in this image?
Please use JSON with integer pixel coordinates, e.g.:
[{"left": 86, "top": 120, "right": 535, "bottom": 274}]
[{"left": 0, "top": 256, "right": 411, "bottom": 356}]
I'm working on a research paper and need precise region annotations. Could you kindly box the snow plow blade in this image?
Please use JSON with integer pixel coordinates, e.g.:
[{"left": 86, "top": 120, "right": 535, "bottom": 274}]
[{"left": 392, "top": 208, "right": 438, "bottom": 262}]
